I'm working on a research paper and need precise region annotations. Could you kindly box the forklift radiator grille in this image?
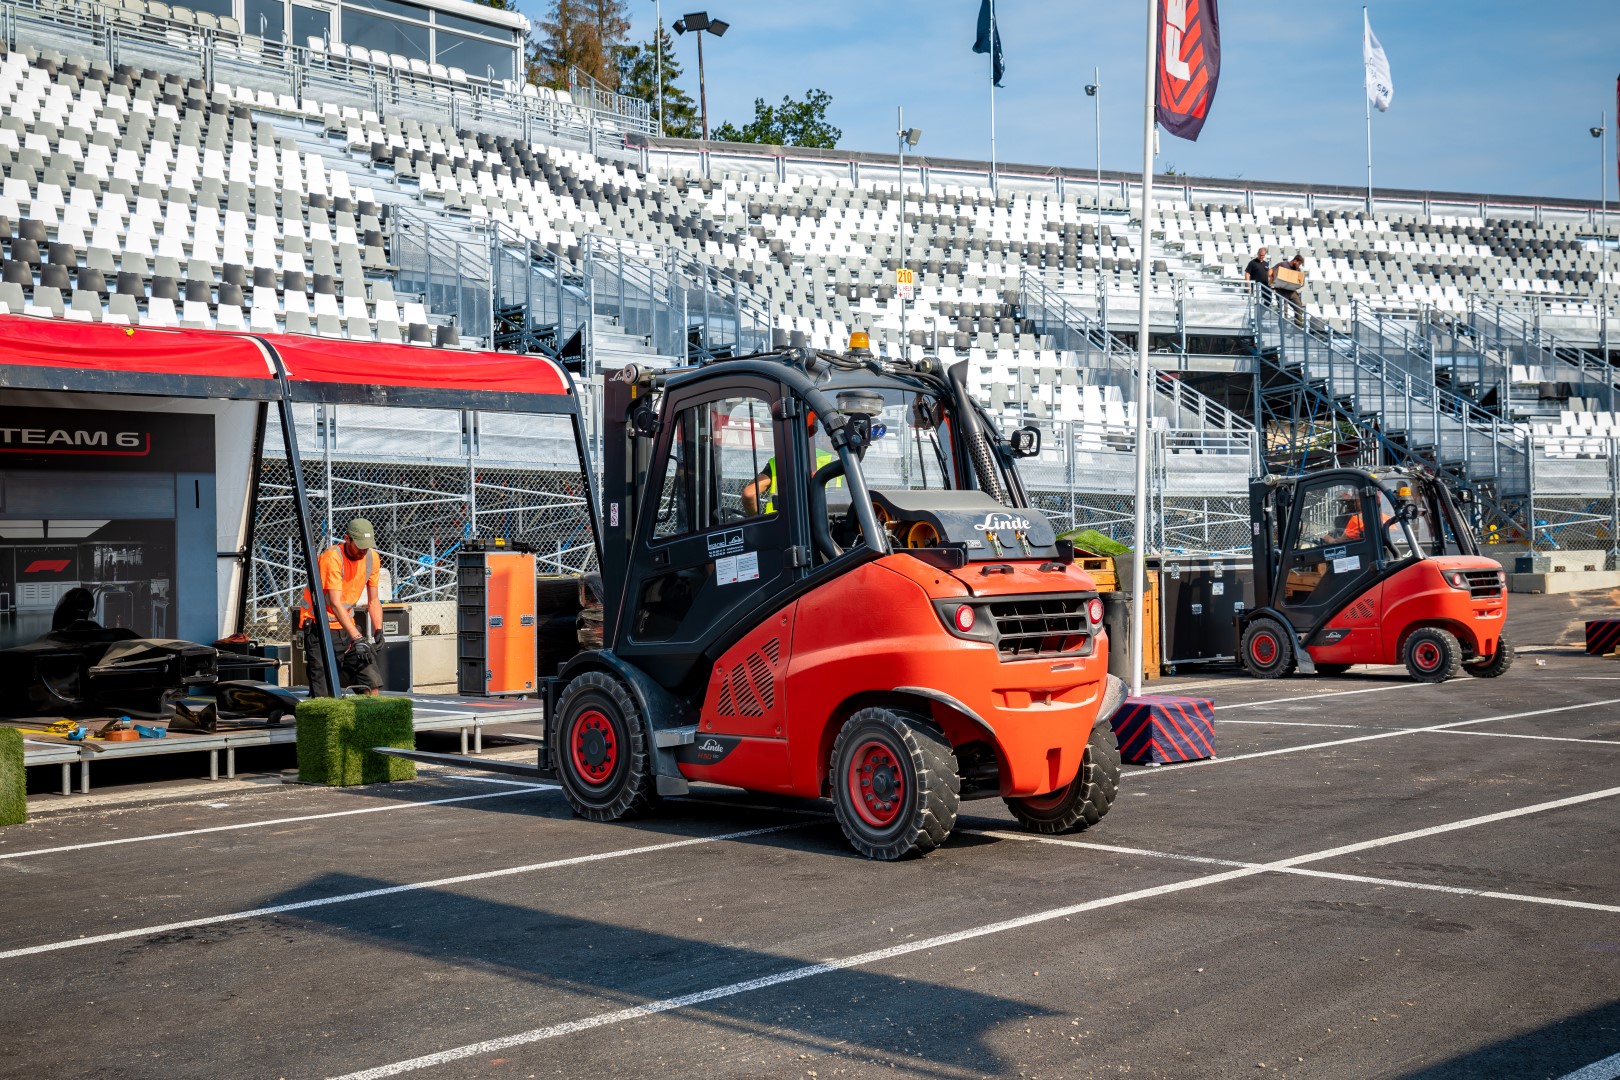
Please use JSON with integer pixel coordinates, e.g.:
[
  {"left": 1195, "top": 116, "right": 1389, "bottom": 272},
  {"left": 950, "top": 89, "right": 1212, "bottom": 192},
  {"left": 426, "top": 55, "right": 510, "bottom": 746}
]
[
  {"left": 717, "top": 638, "right": 780, "bottom": 717},
  {"left": 988, "top": 598, "right": 1093, "bottom": 661},
  {"left": 1461, "top": 570, "right": 1504, "bottom": 599}
]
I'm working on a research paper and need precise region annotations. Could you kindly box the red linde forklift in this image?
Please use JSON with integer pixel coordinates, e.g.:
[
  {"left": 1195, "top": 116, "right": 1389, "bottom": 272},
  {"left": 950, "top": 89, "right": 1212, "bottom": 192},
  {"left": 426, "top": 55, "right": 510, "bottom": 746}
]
[
  {"left": 419, "top": 341, "right": 1129, "bottom": 859},
  {"left": 1237, "top": 467, "right": 1513, "bottom": 683}
]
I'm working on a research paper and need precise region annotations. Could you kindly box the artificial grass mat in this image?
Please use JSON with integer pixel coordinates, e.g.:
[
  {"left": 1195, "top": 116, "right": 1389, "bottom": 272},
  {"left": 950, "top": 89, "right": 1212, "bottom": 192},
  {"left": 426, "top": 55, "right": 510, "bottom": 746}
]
[
  {"left": 0, "top": 727, "right": 24, "bottom": 826},
  {"left": 1060, "top": 527, "right": 1132, "bottom": 557},
  {"left": 296, "top": 696, "right": 416, "bottom": 786}
]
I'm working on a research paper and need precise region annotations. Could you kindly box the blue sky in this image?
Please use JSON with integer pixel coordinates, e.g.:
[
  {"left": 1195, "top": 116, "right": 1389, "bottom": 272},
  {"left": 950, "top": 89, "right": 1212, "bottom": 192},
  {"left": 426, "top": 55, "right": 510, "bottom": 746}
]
[{"left": 531, "top": 1, "right": 1620, "bottom": 202}]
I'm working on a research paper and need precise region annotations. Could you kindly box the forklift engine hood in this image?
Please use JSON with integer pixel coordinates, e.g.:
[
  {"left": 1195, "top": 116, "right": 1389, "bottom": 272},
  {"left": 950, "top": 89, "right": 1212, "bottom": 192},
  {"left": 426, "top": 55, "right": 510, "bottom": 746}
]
[{"left": 870, "top": 489, "right": 1059, "bottom": 560}]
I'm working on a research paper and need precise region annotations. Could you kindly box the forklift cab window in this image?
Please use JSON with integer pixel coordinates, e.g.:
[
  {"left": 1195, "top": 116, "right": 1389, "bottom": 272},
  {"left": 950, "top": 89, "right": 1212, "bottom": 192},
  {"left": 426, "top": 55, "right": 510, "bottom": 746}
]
[
  {"left": 1376, "top": 489, "right": 1414, "bottom": 561},
  {"left": 651, "top": 395, "right": 776, "bottom": 540},
  {"left": 1281, "top": 480, "right": 1377, "bottom": 614},
  {"left": 818, "top": 387, "right": 958, "bottom": 518}
]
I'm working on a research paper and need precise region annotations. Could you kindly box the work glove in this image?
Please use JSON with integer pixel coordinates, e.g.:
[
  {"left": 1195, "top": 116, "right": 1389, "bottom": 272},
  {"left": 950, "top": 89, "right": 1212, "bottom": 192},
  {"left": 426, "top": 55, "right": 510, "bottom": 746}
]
[{"left": 373, "top": 629, "right": 386, "bottom": 650}]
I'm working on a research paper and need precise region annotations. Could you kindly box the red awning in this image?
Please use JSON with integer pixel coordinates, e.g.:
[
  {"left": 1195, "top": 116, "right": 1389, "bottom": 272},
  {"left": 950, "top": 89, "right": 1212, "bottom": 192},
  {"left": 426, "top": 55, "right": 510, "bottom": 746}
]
[{"left": 0, "top": 315, "right": 576, "bottom": 413}]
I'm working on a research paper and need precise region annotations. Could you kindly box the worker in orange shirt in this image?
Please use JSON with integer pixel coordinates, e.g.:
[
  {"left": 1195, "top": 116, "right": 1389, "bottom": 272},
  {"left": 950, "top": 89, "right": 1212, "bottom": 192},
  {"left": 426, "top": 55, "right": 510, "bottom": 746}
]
[{"left": 298, "top": 518, "right": 384, "bottom": 697}]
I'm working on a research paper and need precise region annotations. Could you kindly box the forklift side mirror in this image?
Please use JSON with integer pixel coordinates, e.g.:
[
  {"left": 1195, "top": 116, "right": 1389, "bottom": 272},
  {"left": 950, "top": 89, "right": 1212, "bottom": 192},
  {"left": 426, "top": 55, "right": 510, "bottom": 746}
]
[
  {"left": 1398, "top": 502, "right": 1421, "bottom": 522},
  {"left": 1455, "top": 488, "right": 1474, "bottom": 504},
  {"left": 1010, "top": 426, "right": 1041, "bottom": 457}
]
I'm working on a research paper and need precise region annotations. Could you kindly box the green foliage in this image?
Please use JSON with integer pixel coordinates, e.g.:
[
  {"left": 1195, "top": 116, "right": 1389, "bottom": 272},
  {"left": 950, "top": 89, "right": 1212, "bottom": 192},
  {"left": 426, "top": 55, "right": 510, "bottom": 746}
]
[
  {"left": 0, "top": 728, "right": 24, "bottom": 827},
  {"left": 617, "top": 22, "right": 699, "bottom": 138},
  {"left": 537, "top": 0, "right": 631, "bottom": 90},
  {"left": 712, "top": 88, "right": 840, "bottom": 149},
  {"left": 1060, "top": 528, "right": 1132, "bottom": 557},
  {"left": 296, "top": 697, "right": 415, "bottom": 786}
]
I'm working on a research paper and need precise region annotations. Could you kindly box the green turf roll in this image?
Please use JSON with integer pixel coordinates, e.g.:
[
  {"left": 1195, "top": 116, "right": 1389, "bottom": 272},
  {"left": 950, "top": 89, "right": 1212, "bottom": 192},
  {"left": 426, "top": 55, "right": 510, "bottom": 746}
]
[
  {"left": 0, "top": 728, "right": 24, "bottom": 826},
  {"left": 354, "top": 696, "right": 416, "bottom": 784},
  {"left": 296, "top": 697, "right": 359, "bottom": 786}
]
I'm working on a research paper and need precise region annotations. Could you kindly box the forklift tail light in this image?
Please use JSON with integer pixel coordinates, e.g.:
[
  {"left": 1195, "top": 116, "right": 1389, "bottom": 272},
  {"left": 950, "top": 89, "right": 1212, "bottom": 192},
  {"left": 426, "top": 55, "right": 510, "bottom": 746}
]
[
  {"left": 954, "top": 604, "right": 976, "bottom": 632},
  {"left": 1086, "top": 597, "right": 1105, "bottom": 625}
]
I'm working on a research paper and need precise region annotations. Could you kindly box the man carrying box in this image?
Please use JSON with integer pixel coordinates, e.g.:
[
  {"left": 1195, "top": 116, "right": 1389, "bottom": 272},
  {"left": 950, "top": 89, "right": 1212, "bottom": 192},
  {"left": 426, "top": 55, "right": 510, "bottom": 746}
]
[{"left": 1271, "top": 254, "right": 1307, "bottom": 326}]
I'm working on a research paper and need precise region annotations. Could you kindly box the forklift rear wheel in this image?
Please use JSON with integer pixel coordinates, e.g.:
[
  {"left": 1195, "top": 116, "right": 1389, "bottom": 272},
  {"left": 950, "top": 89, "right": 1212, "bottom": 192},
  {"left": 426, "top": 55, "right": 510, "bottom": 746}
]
[
  {"left": 1464, "top": 631, "right": 1515, "bottom": 679},
  {"left": 1005, "top": 719, "right": 1121, "bottom": 834},
  {"left": 1404, "top": 627, "right": 1463, "bottom": 683},
  {"left": 830, "top": 707, "right": 960, "bottom": 860},
  {"left": 1315, "top": 663, "right": 1352, "bottom": 676},
  {"left": 1241, "top": 619, "right": 1297, "bottom": 679},
  {"left": 552, "top": 671, "right": 659, "bottom": 822}
]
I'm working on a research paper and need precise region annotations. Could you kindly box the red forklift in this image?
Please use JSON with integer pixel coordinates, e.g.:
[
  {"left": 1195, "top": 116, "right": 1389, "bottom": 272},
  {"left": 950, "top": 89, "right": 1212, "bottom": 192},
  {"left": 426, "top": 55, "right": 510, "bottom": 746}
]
[
  {"left": 1238, "top": 467, "right": 1513, "bottom": 683},
  {"left": 525, "top": 341, "right": 1132, "bottom": 859}
]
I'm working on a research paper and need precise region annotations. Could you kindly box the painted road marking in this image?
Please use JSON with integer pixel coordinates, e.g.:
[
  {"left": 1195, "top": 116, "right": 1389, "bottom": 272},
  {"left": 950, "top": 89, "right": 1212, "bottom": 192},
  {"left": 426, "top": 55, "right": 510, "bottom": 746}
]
[
  {"left": 1214, "top": 682, "right": 1426, "bottom": 710},
  {"left": 1420, "top": 729, "right": 1620, "bottom": 748},
  {"left": 1217, "top": 719, "right": 1362, "bottom": 729},
  {"left": 0, "top": 822, "right": 808, "bottom": 961},
  {"left": 1555, "top": 1051, "right": 1620, "bottom": 1080},
  {"left": 0, "top": 784, "right": 553, "bottom": 862},
  {"left": 327, "top": 782, "right": 1620, "bottom": 1080},
  {"left": 979, "top": 833, "right": 1620, "bottom": 915},
  {"left": 1133, "top": 697, "right": 1620, "bottom": 775}
]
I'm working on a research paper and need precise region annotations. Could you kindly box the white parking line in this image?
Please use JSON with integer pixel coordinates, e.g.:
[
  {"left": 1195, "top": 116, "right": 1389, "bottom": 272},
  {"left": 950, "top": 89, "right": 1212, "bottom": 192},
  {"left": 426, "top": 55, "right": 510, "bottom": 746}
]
[
  {"left": 1214, "top": 682, "right": 1425, "bottom": 710},
  {"left": 1134, "top": 697, "right": 1620, "bottom": 775},
  {"left": 978, "top": 833, "right": 1620, "bottom": 915},
  {"left": 327, "top": 782, "right": 1620, "bottom": 1080},
  {"left": 0, "top": 784, "right": 554, "bottom": 862},
  {"left": 0, "top": 822, "right": 808, "bottom": 961},
  {"left": 1556, "top": 1051, "right": 1620, "bottom": 1080},
  {"left": 1217, "top": 719, "right": 1362, "bottom": 729},
  {"left": 1421, "top": 729, "right": 1620, "bottom": 748}
]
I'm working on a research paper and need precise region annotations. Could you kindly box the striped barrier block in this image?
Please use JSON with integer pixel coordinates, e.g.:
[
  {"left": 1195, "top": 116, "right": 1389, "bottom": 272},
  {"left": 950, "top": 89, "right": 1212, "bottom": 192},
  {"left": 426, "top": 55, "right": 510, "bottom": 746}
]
[
  {"left": 1586, "top": 620, "right": 1620, "bottom": 656},
  {"left": 1109, "top": 695, "right": 1216, "bottom": 765}
]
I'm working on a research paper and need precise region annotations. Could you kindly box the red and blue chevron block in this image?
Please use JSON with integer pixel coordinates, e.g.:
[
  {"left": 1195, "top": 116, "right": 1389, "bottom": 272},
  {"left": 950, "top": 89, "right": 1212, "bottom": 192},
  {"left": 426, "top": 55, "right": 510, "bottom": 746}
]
[
  {"left": 1585, "top": 620, "right": 1620, "bottom": 656},
  {"left": 1109, "top": 695, "right": 1216, "bottom": 765}
]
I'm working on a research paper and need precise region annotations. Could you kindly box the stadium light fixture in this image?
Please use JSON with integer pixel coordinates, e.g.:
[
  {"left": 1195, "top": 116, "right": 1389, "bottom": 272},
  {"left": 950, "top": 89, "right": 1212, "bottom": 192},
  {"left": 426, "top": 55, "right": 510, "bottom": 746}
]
[{"left": 674, "top": 11, "right": 727, "bottom": 140}]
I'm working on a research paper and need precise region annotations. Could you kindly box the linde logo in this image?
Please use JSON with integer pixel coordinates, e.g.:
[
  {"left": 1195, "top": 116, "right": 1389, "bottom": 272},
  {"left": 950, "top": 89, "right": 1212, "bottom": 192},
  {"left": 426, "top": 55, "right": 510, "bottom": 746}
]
[
  {"left": 976, "top": 512, "right": 1032, "bottom": 532},
  {"left": 0, "top": 427, "right": 144, "bottom": 449},
  {"left": 698, "top": 738, "right": 725, "bottom": 753}
]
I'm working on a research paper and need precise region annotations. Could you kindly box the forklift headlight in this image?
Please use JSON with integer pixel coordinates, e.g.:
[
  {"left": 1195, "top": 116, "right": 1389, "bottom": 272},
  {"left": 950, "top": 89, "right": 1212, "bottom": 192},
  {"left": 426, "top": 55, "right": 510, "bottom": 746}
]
[
  {"left": 1444, "top": 571, "right": 1469, "bottom": 590},
  {"left": 932, "top": 599, "right": 995, "bottom": 643}
]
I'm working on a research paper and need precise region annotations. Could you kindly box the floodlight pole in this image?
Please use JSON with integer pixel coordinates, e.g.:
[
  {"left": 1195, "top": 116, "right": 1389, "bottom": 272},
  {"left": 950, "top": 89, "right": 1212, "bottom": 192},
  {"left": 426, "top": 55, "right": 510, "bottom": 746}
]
[
  {"left": 1129, "top": 0, "right": 1159, "bottom": 699},
  {"left": 899, "top": 105, "right": 908, "bottom": 360},
  {"left": 697, "top": 29, "right": 708, "bottom": 140},
  {"left": 1602, "top": 112, "right": 1610, "bottom": 360},
  {"left": 653, "top": 0, "right": 663, "bottom": 133}
]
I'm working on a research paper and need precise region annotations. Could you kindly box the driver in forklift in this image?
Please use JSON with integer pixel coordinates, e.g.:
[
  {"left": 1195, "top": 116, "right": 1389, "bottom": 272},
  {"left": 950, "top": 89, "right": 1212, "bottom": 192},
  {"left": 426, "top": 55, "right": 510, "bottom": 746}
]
[
  {"left": 1323, "top": 485, "right": 1393, "bottom": 547},
  {"left": 739, "top": 412, "right": 837, "bottom": 516}
]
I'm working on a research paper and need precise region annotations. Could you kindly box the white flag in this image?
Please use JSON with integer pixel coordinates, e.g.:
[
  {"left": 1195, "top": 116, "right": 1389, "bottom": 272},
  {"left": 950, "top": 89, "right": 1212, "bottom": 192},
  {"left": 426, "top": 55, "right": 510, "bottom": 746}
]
[{"left": 1363, "top": 9, "right": 1393, "bottom": 112}]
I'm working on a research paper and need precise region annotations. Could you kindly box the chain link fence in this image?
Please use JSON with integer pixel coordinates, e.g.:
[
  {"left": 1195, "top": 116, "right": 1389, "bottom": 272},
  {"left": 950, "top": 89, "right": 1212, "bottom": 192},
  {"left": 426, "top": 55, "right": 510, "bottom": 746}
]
[
  {"left": 1526, "top": 438, "right": 1620, "bottom": 566},
  {"left": 246, "top": 404, "right": 593, "bottom": 642}
]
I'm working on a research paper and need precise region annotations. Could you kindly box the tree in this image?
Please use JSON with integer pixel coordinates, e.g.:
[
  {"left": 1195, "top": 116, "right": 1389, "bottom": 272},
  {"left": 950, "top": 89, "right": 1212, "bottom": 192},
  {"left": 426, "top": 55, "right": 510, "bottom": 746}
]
[
  {"left": 712, "top": 89, "right": 841, "bottom": 149},
  {"left": 616, "top": 21, "right": 699, "bottom": 138},
  {"left": 536, "top": 0, "right": 630, "bottom": 90}
]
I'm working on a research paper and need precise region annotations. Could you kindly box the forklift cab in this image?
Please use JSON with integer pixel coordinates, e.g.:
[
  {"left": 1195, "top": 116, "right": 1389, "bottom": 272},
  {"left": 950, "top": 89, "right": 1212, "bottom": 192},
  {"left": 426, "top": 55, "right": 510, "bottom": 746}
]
[{"left": 1243, "top": 467, "right": 1510, "bottom": 682}]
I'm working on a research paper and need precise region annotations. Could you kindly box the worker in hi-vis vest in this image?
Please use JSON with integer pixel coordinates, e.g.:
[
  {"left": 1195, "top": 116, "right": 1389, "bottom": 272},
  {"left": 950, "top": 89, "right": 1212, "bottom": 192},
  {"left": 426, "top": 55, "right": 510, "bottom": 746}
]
[
  {"left": 298, "top": 518, "right": 384, "bottom": 697},
  {"left": 740, "top": 413, "right": 839, "bottom": 516}
]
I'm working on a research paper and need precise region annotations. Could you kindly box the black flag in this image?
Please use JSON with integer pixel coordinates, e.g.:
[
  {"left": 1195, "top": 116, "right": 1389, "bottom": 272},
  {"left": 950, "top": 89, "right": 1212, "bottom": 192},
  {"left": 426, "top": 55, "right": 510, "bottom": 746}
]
[{"left": 974, "top": 0, "right": 1004, "bottom": 88}]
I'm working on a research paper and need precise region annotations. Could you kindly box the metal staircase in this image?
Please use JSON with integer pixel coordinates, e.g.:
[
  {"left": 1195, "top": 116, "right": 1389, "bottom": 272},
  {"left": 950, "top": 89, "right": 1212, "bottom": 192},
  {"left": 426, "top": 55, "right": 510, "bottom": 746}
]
[
  {"left": 1464, "top": 297, "right": 1618, "bottom": 414},
  {"left": 1252, "top": 286, "right": 1530, "bottom": 534}
]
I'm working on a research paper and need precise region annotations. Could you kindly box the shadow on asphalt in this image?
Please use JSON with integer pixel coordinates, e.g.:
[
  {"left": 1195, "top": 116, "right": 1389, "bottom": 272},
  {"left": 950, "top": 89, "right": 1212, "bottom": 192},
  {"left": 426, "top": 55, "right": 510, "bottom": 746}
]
[
  {"left": 1399, "top": 996, "right": 1620, "bottom": 1079},
  {"left": 273, "top": 871, "right": 1055, "bottom": 1077}
]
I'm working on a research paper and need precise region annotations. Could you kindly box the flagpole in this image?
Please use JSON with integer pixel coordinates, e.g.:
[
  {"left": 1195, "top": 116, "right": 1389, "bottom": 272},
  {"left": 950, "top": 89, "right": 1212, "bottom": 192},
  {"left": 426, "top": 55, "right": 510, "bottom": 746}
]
[
  {"left": 1363, "top": 6, "right": 1373, "bottom": 212},
  {"left": 1129, "top": 0, "right": 1158, "bottom": 699},
  {"left": 988, "top": 0, "right": 998, "bottom": 194}
]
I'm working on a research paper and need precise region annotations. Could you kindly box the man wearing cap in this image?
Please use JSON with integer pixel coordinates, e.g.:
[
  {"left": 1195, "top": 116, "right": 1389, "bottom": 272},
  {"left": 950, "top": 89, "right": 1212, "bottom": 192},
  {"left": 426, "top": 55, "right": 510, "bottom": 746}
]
[{"left": 298, "top": 518, "right": 384, "bottom": 697}]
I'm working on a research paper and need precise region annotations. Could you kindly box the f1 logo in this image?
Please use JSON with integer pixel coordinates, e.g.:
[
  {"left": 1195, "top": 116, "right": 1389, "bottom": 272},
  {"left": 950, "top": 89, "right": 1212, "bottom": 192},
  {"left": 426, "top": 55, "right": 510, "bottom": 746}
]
[
  {"left": 23, "top": 559, "right": 71, "bottom": 574},
  {"left": 1164, "top": 0, "right": 1191, "bottom": 82}
]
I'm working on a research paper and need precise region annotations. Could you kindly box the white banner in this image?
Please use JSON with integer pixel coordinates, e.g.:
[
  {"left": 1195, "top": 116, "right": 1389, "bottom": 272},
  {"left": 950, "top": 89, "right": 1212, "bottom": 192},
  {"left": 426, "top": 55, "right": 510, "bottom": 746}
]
[{"left": 1364, "top": 9, "right": 1393, "bottom": 112}]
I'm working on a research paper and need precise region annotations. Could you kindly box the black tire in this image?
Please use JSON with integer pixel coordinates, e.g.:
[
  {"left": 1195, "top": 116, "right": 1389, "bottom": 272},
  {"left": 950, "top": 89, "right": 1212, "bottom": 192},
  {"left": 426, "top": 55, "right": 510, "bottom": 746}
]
[
  {"left": 1006, "top": 718, "right": 1122, "bottom": 834},
  {"left": 1241, "top": 619, "right": 1297, "bottom": 679},
  {"left": 830, "top": 707, "right": 959, "bottom": 860},
  {"left": 1465, "top": 631, "right": 1515, "bottom": 679},
  {"left": 552, "top": 671, "right": 660, "bottom": 821},
  {"left": 1315, "top": 663, "right": 1353, "bottom": 676},
  {"left": 1404, "top": 627, "right": 1463, "bottom": 683}
]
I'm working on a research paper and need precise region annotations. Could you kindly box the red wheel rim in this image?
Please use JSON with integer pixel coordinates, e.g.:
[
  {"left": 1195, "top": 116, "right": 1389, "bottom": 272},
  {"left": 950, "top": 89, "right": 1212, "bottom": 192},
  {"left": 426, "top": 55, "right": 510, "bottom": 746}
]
[
  {"left": 1020, "top": 784, "right": 1071, "bottom": 812},
  {"left": 1251, "top": 632, "right": 1277, "bottom": 665},
  {"left": 847, "top": 739, "right": 906, "bottom": 828},
  {"left": 1414, "top": 641, "right": 1441, "bottom": 671},
  {"left": 569, "top": 708, "right": 618, "bottom": 785}
]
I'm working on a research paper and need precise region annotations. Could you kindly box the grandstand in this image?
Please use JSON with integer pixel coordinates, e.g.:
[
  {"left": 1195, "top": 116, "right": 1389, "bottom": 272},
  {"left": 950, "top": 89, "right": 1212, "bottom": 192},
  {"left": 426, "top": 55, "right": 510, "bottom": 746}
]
[{"left": 0, "top": 2, "right": 1617, "bottom": 639}]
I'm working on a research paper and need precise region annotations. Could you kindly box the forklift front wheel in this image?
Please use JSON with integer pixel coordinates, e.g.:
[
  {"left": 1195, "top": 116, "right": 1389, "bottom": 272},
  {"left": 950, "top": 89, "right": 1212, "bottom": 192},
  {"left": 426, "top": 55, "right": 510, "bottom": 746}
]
[
  {"left": 552, "top": 671, "right": 659, "bottom": 821},
  {"left": 1404, "top": 627, "right": 1463, "bottom": 683},
  {"left": 830, "top": 708, "right": 960, "bottom": 860},
  {"left": 1005, "top": 719, "right": 1121, "bottom": 835},
  {"left": 1464, "top": 631, "right": 1515, "bottom": 679},
  {"left": 1240, "top": 619, "right": 1297, "bottom": 680}
]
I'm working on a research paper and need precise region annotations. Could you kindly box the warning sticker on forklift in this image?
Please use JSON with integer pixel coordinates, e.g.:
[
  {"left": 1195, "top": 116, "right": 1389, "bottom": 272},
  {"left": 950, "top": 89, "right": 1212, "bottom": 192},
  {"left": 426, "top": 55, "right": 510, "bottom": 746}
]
[
  {"left": 1333, "top": 555, "right": 1361, "bottom": 573},
  {"left": 716, "top": 551, "right": 760, "bottom": 585}
]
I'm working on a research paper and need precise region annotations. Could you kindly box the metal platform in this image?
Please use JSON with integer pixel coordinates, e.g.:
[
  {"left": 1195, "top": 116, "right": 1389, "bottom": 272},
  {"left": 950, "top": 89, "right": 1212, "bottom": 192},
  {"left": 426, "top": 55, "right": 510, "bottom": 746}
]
[{"left": 18, "top": 693, "right": 546, "bottom": 795}]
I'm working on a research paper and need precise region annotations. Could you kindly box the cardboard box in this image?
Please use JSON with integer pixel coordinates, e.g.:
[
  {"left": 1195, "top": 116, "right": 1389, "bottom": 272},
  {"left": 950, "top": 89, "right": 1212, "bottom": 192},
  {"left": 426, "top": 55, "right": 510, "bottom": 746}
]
[{"left": 1272, "top": 267, "right": 1306, "bottom": 292}]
